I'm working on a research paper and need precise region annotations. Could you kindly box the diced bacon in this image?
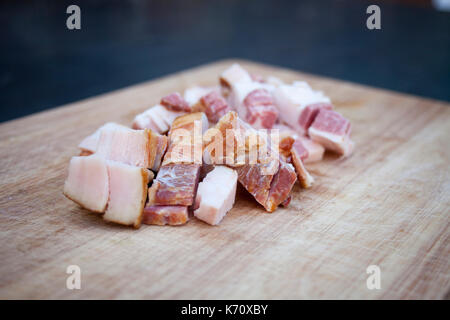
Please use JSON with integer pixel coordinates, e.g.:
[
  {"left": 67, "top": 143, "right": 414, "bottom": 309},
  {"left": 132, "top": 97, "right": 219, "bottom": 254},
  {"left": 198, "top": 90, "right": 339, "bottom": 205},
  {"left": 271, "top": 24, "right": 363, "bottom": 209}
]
[
  {"left": 103, "top": 162, "right": 152, "bottom": 228},
  {"left": 246, "top": 104, "right": 279, "bottom": 129},
  {"left": 148, "top": 164, "right": 201, "bottom": 206},
  {"left": 265, "top": 161, "right": 298, "bottom": 211},
  {"left": 291, "top": 139, "right": 308, "bottom": 161},
  {"left": 79, "top": 123, "right": 167, "bottom": 171},
  {"left": 273, "top": 83, "right": 331, "bottom": 134},
  {"left": 184, "top": 86, "right": 219, "bottom": 106},
  {"left": 194, "top": 166, "right": 238, "bottom": 225},
  {"left": 196, "top": 91, "right": 231, "bottom": 123},
  {"left": 142, "top": 205, "right": 188, "bottom": 226},
  {"left": 296, "top": 136, "right": 325, "bottom": 163},
  {"left": 63, "top": 155, "right": 109, "bottom": 213},
  {"left": 163, "top": 112, "right": 208, "bottom": 166},
  {"left": 204, "top": 111, "right": 297, "bottom": 212},
  {"left": 244, "top": 89, "right": 274, "bottom": 107},
  {"left": 308, "top": 109, "right": 354, "bottom": 156},
  {"left": 219, "top": 64, "right": 252, "bottom": 90},
  {"left": 291, "top": 145, "right": 314, "bottom": 188},
  {"left": 78, "top": 122, "right": 128, "bottom": 154},
  {"left": 227, "top": 81, "right": 276, "bottom": 128},
  {"left": 132, "top": 104, "right": 185, "bottom": 134},
  {"left": 160, "top": 92, "right": 192, "bottom": 112},
  {"left": 242, "top": 89, "right": 279, "bottom": 129},
  {"left": 89, "top": 124, "right": 166, "bottom": 170},
  {"left": 298, "top": 103, "right": 333, "bottom": 134}
]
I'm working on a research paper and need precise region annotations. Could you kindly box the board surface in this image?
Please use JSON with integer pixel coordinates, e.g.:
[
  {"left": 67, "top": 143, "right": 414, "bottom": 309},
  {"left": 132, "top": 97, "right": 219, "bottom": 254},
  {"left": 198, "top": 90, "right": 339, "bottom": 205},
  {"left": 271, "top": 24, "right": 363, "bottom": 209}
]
[{"left": 0, "top": 60, "right": 449, "bottom": 299}]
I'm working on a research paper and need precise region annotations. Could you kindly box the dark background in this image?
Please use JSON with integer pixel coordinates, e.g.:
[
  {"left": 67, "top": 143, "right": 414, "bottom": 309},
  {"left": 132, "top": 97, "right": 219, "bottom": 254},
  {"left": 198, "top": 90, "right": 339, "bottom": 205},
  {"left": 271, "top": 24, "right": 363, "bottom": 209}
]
[{"left": 1, "top": 0, "right": 449, "bottom": 123}]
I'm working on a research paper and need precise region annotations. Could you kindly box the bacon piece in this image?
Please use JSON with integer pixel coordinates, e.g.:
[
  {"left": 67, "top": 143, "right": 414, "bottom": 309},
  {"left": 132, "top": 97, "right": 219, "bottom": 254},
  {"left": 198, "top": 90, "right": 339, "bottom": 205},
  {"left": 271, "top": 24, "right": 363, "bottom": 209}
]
[
  {"left": 308, "top": 108, "right": 354, "bottom": 156},
  {"left": 194, "top": 166, "right": 237, "bottom": 225},
  {"left": 219, "top": 64, "right": 252, "bottom": 95},
  {"left": 296, "top": 136, "right": 325, "bottom": 163},
  {"left": 184, "top": 86, "right": 220, "bottom": 106},
  {"left": 132, "top": 104, "right": 185, "bottom": 134},
  {"left": 90, "top": 124, "right": 167, "bottom": 170},
  {"left": 196, "top": 91, "right": 231, "bottom": 123},
  {"left": 162, "top": 112, "right": 208, "bottom": 166},
  {"left": 142, "top": 205, "right": 189, "bottom": 226},
  {"left": 298, "top": 103, "right": 333, "bottom": 134},
  {"left": 78, "top": 123, "right": 127, "bottom": 154},
  {"left": 244, "top": 88, "right": 274, "bottom": 107},
  {"left": 265, "top": 161, "right": 297, "bottom": 211},
  {"left": 273, "top": 82, "right": 331, "bottom": 134},
  {"left": 148, "top": 163, "right": 201, "bottom": 207},
  {"left": 160, "top": 92, "right": 192, "bottom": 112},
  {"left": 291, "top": 144, "right": 314, "bottom": 188},
  {"left": 243, "top": 89, "right": 279, "bottom": 129},
  {"left": 204, "top": 111, "right": 297, "bottom": 212},
  {"left": 103, "top": 162, "right": 152, "bottom": 228},
  {"left": 63, "top": 155, "right": 109, "bottom": 213},
  {"left": 246, "top": 104, "right": 279, "bottom": 129}
]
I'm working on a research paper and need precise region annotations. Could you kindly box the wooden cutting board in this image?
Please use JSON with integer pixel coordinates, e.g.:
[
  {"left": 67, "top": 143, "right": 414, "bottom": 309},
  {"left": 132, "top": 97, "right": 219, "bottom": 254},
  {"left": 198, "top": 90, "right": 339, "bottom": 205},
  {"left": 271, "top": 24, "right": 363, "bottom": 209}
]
[{"left": 0, "top": 60, "right": 448, "bottom": 299}]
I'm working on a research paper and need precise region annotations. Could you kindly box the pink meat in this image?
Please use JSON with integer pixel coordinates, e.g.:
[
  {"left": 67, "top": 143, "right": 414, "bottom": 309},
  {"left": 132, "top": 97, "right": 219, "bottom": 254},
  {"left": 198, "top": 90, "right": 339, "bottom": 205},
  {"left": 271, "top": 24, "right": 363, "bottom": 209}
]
[
  {"left": 273, "top": 82, "right": 331, "bottom": 134},
  {"left": 266, "top": 161, "right": 298, "bottom": 210},
  {"left": 199, "top": 91, "right": 231, "bottom": 123},
  {"left": 291, "top": 143, "right": 314, "bottom": 188},
  {"left": 246, "top": 104, "right": 279, "bottom": 129},
  {"left": 160, "top": 92, "right": 192, "bottom": 112},
  {"left": 148, "top": 163, "right": 201, "bottom": 206},
  {"left": 63, "top": 155, "right": 109, "bottom": 213},
  {"left": 308, "top": 109, "right": 354, "bottom": 156},
  {"left": 194, "top": 166, "right": 238, "bottom": 225},
  {"left": 204, "top": 111, "right": 296, "bottom": 212},
  {"left": 142, "top": 205, "right": 189, "bottom": 226},
  {"left": 243, "top": 89, "right": 279, "bottom": 129},
  {"left": 298, "top": 103, "right": 333, "bottom": 135},
  {"left": 296, "top": 136, "right": 325, "bottom": 163},
  {"left": 103, "top": 161, "right": 152, "bottom": 228}
]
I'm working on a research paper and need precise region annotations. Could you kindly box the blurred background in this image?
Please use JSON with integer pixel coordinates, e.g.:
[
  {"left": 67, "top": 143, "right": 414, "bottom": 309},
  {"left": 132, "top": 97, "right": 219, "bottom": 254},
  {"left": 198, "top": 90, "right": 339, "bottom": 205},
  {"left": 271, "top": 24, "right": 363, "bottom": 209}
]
[{"left": 1, "top": 0, "right": 449, "bottom": 123}]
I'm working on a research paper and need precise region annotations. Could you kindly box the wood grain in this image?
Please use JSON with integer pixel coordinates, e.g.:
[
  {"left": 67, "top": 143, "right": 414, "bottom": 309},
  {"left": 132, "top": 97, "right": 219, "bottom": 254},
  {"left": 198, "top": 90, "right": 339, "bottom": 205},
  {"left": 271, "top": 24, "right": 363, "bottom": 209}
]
[{"left": 0, "top": 59, "right": 448, "bottom": 299}]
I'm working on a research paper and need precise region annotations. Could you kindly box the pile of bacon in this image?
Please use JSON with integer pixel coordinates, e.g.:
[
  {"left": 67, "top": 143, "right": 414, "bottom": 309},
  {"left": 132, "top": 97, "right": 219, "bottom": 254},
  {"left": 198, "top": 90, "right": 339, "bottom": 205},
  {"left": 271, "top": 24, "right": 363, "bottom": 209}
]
[{"left": 63, "top": 64, "right": 354, "bottom": 227}]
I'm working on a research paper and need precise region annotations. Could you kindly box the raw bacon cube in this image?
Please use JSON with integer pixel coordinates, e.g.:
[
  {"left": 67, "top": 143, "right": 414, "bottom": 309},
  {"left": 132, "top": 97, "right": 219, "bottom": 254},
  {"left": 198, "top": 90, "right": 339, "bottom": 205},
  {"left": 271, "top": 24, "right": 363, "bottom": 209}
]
[
  {"left": 194, "top": 166, "right": 238, "bottom": 225},
  {"left": 197, "top": 91, "right": 231, "bottom": 123},
  {"left": 160, "top": 92, "right": 192, "bottom": 112},
  {"left": 63, "top": 155, "right": 109, "bottom": 213},
  {"left": 148, "top": 163, "right": 201, "bottom": 207},
  {"left": 103, "top": 161, "right": 152, "bottom": 228},
  {"left": 308, "top": 108, "right": 354, "bottom": 156}
]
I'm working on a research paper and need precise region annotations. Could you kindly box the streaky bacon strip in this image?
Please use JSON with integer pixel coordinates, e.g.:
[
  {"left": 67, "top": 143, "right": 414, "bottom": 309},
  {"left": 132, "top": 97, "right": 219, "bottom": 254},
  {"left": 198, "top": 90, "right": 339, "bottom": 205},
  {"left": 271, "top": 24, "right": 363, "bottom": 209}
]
[
  {"left": 160, "top": 92, "right": 192, "bottom": 112},
  {"left": 143, "top": 205, "right": 189, "bottom": 226}
]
